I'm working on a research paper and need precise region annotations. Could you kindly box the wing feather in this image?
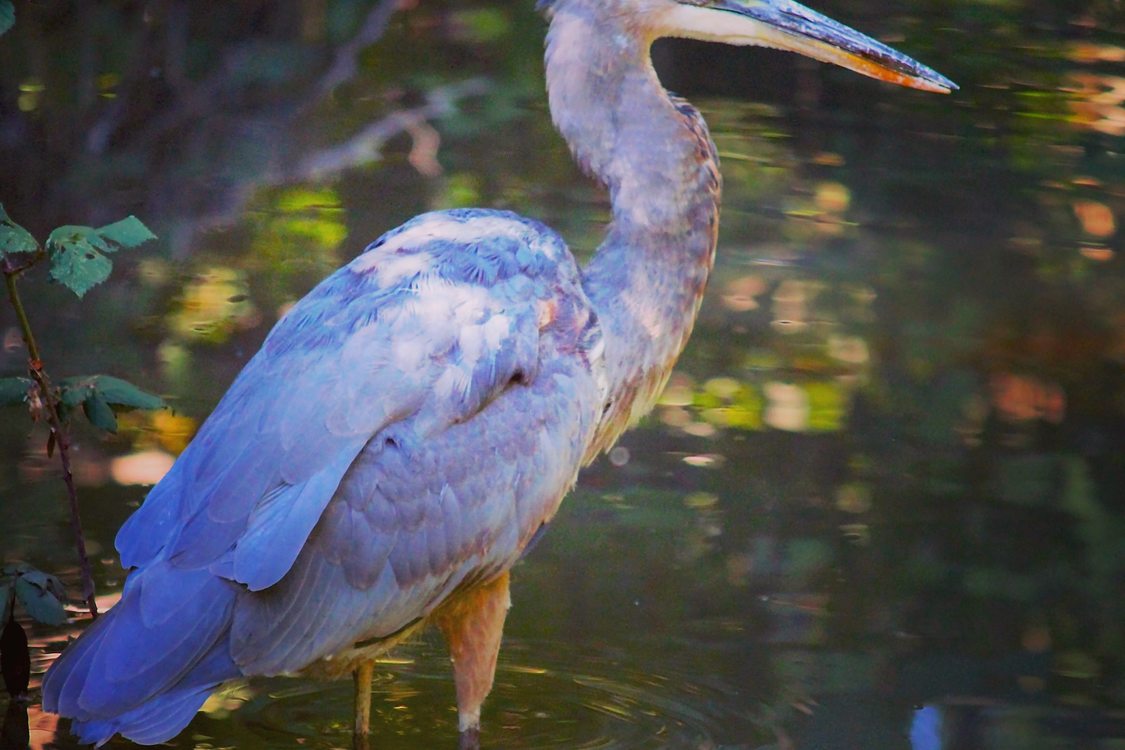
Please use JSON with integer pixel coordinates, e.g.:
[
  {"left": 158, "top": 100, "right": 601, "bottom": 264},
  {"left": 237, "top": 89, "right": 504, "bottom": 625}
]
[
  {"left": 77, "top": 565, "right": 235, "bottom": 715},
  {"left": 116, "top": 211, "right": 566, "bottom": 592},
  {"left": 232, "top": 450, "right": 359, "bottom": 591},
  {"left": 231, "top": 351, "right": 602, "bottom": 675}
]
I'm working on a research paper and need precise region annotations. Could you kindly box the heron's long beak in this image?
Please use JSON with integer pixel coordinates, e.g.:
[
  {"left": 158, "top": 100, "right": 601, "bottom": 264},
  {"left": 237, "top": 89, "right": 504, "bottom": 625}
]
[{"left": 660, "top": 0, "right": 957, "bottom": 94}]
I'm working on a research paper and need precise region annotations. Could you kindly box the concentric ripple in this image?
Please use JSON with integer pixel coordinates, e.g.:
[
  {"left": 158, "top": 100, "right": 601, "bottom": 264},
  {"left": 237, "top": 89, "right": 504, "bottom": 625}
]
[{"left": 193, "top": 635, "right": 767, "bottom": 750}]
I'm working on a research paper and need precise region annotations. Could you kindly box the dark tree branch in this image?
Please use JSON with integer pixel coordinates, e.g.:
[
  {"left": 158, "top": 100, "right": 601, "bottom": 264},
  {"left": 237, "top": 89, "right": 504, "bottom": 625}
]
[
  {"left": 294, "top": 77, "right": 490, "bottom": 181},
  {"left": 167, "top": 76, "right": 490, "bottom": 255}
]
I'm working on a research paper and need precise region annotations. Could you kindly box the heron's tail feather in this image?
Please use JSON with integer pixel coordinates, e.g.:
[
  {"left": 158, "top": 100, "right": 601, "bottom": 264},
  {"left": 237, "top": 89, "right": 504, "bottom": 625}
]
[
  {"left": 42, "top": 562, "right": 241, "bottom": 745},
  {"left": 69, "top": 683, "right": 214, "bottom": 747}
]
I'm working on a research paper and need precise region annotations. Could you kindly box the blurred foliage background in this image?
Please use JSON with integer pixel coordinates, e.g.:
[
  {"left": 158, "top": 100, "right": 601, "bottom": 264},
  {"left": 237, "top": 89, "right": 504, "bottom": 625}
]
[{"left": 1, "top": 0, "right": 1124, "bottom": 747}]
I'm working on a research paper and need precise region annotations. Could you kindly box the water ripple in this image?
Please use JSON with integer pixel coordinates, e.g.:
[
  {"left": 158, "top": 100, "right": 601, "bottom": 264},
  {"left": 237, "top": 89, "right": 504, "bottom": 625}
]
[{"left": 210, "top": 635, "right": 766, "bottom": 750}]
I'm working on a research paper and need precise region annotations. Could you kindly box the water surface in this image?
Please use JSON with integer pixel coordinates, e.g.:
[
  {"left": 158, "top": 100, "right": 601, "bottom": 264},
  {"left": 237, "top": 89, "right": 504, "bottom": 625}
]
[{"left": 1, "top": 1, "right": 1123, "bottom": 748}]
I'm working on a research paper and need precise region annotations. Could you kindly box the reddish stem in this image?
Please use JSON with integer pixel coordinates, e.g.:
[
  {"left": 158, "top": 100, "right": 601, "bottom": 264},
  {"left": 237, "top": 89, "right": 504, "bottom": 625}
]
[{"left": 4, "top": 271, "right": 99, "bottom": 620}]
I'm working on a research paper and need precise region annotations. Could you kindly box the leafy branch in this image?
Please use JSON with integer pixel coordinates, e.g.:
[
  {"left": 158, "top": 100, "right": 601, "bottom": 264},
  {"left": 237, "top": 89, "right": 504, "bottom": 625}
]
[{"left": 0, "top": 204, "right": 163, "bottom": 620}]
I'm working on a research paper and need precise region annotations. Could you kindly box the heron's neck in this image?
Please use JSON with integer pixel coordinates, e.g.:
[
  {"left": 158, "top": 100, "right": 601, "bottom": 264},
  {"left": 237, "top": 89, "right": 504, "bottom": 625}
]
[{"left": 546, "top": 8, "right": 720, "bottom": 454}]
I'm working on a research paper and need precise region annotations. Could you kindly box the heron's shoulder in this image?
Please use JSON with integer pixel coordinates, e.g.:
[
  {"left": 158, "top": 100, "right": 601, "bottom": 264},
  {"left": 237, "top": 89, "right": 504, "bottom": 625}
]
[
  {"left": 349, "top": 208, "right": 574, "bottom": 289},
  {"left": 265, "top": 208, "right": 592, "bottom": 359}
]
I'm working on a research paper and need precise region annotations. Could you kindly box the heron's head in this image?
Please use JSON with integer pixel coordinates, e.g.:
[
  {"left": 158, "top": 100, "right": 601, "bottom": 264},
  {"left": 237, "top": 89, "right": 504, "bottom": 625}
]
[{"left": 540, "top": 0, "right": 956, "bottom": 94}]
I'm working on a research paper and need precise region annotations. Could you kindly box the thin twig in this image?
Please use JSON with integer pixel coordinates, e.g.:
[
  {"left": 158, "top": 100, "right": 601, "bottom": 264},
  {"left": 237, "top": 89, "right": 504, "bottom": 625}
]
[
  {"left": 169, "top": 76, "right": 492, "bottom": 255},
  {"left": 303, "top": 0, "right": 402, "bottom": 114},
  {"left": 293, "top": 77, "right": 491, "bottom": 181},
  {"left": 3, "top": 272, "right": 99, "bottom": 620}
]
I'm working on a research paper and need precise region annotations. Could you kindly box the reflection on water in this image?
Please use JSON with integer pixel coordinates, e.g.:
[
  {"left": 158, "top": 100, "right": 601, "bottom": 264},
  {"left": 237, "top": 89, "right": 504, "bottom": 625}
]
[
  {"left": 2, "top": 1, "right": 1124, "bottom": 748},
  {"left": 207, "top": 638, "right": 762, "bottom": 750}
]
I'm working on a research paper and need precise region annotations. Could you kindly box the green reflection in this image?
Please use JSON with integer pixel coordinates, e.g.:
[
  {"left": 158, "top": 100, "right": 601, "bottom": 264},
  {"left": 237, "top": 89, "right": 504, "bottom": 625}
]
[{"left": 1, "top": 0, "right": 1124, "bottom": 747}]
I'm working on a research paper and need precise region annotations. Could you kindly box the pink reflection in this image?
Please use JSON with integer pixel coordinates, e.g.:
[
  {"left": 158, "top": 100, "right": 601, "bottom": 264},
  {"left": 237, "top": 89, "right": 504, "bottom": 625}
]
[
  {"left": 26, "top": 703, "right": 59, "bottom": 750},
  {"left": 990, "top": 372, "right": 1066, "bottom": 424},
  {"left": 110, "top": 450, "right": 175, "bottom": 485}
]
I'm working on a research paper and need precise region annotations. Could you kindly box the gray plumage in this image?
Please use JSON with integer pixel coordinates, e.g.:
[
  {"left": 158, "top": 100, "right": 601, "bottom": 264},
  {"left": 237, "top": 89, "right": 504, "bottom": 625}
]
[
  {"left": 42, "top": 0, "right": 954, "bottom": 744},
  {"left": 44, "top": 209, "right": 604, "bottom": 743}
]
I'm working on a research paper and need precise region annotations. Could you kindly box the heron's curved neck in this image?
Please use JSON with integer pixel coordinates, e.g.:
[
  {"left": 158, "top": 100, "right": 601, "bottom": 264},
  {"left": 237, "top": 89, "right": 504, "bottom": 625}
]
[{"left": 546, "top": 7, "right": 720, "bottom": 453}]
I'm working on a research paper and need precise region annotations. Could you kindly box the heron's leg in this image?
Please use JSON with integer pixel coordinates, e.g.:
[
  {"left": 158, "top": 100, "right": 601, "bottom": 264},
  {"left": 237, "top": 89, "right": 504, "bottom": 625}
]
[
  {"left": 433, "top": 572, "right": 511, "bottom": 749},
  {"left": 353, "top": 660, "right": 375, "bottom": 750}
]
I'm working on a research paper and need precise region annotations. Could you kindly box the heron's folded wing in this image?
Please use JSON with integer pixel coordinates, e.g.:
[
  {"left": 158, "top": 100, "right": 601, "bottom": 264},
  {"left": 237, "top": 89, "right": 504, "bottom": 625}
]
[
  {"left": 116, "top": 210, "right": 569, "bottom": 592},
  {"left": 229, "top": 352, "right": 602, "bottom": 674}
]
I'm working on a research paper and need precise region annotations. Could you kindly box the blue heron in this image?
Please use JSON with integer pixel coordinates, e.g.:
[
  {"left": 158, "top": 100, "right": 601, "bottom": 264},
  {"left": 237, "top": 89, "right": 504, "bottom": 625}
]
[{"left": 42, "top": 0, "right": 954, "bottom": 746}]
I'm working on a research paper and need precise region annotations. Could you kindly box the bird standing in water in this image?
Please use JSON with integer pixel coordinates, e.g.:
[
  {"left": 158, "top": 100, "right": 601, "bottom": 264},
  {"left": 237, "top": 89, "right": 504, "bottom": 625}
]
[{"left": 42, "top": 0, "right": 954, "bottom": 746}]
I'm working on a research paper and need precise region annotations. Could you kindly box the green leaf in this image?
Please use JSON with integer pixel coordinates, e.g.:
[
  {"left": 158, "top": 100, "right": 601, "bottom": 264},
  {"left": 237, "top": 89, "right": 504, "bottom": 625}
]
[
  {"left": 96, "top": 216, "right": 157, "bottom": 250},
  {"left": 0, "top": 2, "right": 13, "bottom": 38},
  {"left": 0, "top": 204, "right": 39, "bottom": 258},
  {"left": 92, "top": 375, "right": 165, "bottom": 410},
  {"left": 13, "top": 571, "right": 67, "bottom": 626},
  {"left": 44, "top": 218, "right": 155, "bottom": 297},
  {"left": 58, "top": 377, "right": 92, "bottom": 408},
  {"left": 14, "top": 567, "right": 65, "bottom": 600},
  {"left": 47, "top": 225, "right": 110, "bottom": 253},
  {"left": 60, "top": 375, "right": 165, "bottom": 412},
  {"left": 0, "top": 377, "right": 33, "bottom": 406},
  {"left": 82, "top": 393, "right": 118, "bottom": 433},
  {"left": 0, "top": 582, "right": 11, "bottom": 626},
  {"left": 48, "top": 231, "right": 113, "bottom": 298}
]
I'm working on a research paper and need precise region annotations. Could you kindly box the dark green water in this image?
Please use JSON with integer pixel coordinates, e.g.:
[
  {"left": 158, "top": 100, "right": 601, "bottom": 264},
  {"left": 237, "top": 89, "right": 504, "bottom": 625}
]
[{"left": 1, "top": 1, "right": 1124, "bottom": 748}]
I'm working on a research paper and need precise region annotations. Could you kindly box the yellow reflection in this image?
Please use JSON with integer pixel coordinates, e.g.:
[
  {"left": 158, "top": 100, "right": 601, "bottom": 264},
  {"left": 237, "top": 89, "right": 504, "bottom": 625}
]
[
  {"left": 657, "top": 372, "right": 695, "bottom": 406},
  {"left": 684, "top": 492, "right": 718, "bottom": 509},
  {"left": 806, "top": 381, "right": 845, "bottom": 432},
  {"left": 704, "top": 376, "right": 741, "bottom": 399},
  {"left": 375, "top": 656, "right": 416, "bottom": 666},
  {"left": 18, "top": 78, "right": 44, "bottom": 112},
  {"left": 247, "top": 187, "right": 347, "bottom": 282},
  {"left": 507, "top": 665, "right": 550, "bottom": 676},
  {"left": 169, "top": 266, "right": 259, "bottom": 343},
  {"left": 151, "top": 410, "right": 198, "bottom": 454},
  {"left": 814, "top": 181, "right": 850, "bottom": 214}
]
